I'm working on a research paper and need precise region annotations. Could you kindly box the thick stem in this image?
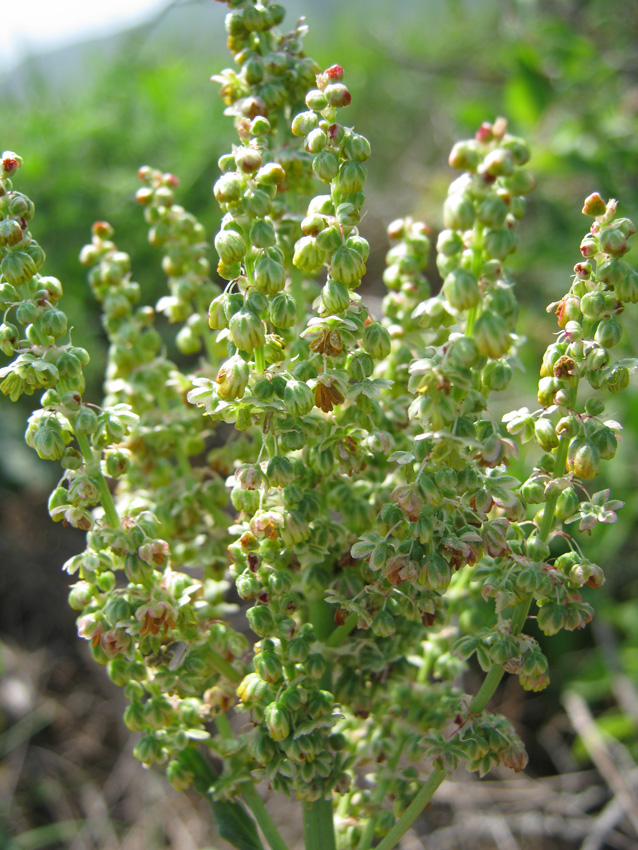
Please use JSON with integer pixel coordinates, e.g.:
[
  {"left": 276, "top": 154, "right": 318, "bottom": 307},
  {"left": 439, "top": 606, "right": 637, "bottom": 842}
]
[
  {"left": 302, "top": 799, "right": 337, "bottom": 850},
  {"left": 254, "top": 345, "right": 266, "bottom": 374},
  {"left": 242, "top": 783, "right": 290, "bottom": 850}
]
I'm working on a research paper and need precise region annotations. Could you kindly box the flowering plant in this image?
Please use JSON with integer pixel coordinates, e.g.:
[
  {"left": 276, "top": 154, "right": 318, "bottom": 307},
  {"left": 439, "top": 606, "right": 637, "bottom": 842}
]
[{"left": 1, "top": 2, "right": 637, "bottom": 848}]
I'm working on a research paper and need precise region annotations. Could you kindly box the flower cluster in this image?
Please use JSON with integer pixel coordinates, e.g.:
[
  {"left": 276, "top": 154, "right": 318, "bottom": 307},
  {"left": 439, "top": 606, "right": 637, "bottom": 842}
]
[{"left": 2, "top": 2, "right": 637, "bottom": 849}]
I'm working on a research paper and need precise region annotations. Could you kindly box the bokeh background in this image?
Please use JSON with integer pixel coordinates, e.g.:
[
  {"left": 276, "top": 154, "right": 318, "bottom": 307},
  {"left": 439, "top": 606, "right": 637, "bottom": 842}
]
[{"left": 1, "top": 1, "right": 638, "bottom": 848}]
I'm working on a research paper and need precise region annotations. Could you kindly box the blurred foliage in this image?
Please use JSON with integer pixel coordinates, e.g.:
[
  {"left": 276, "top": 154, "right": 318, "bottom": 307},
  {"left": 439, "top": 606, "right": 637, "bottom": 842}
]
[{"left": 1, "top": 0, "right": 637, "bottom": 729}]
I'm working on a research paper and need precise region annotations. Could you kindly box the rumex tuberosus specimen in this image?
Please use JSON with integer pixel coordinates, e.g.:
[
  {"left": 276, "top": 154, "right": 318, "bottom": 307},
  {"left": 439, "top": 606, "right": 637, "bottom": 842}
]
[{"left": 1, "top": 2, "right": 637, "bottom": 848}]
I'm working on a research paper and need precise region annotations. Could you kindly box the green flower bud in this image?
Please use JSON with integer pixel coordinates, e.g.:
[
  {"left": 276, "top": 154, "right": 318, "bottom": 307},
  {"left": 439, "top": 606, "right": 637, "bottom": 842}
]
[
  {"left": 346, "top": 349, "right": 373, "bottom": 380},
  {"left": 418, "top": 552, "right": 451, "bottom": 591},
  {"left": 591, "top": 426, "right": 617, "bottom": 460},
  {"left": 305, "top": 128, "right": 328, "bottom": 153},
  {"left": 330, "top": 244, "right": 366, "bottom": 286},
  {"left": 267, "top": 455, "right": 295, "bottom": 487},
  {"left": 0, "top": 219, "right": 24, "bottom": 247},
  {"left": 305, "top": 653, "right": 326, "bottom": 680},
  {"left": 503, "top": 168, "right": 536, "bottom": 196},
  {"left": 567, "top": 438, "right": 600, "bottom": 480},
  {"left": 335, "top": 161, "right": 367, "bottom": 194},
  {"left": 229, "top": 309, "right": 265, "bottom": 353},
  {"left": 599, "top": 226, "right": 628, "bottom": 257},
  {"left": 208, "top": 295, "right": 229, "bottom": 329},
  {"left": 269, "top": 292, "right": 297, "bottom": 329},
  {"left": 244, "top": 187, "right": 272, "bottom": 218},
  {"left": 284, "top": 378, "right": 314, "bottom": 416},
  {"left": 579, "top": 291, "right": 605, "bottom": 319},
  {"left": 292, "top": 110, "right": 319, "bottom": 137},
  {"left": 279, "top": 423, "right": 305, "bottom": 451},
  {"left": 215, "top": 229, "right": 247, "bottom": 264},
  {"left": 448, "top": 140, "right": 481, "bottom": 171},
  {"left": 246, "top": 605, "right": 276, "bottom": 637},
  {"left": 287, "top": 636, "right": 310, "bottom": 663},
  {"left": 443, "top": 194, "right": 475, "bottom": 231},
  {"left": 582, "top": 193, "right": 608, "bottom": 217},
  {"left": 320, "top": 279, "right": 350, "bottom": 315},
  {"left": 448, "top": 335, "right": 480, "bottom": 369},
  {"left": 473, "top": 310, "right": 511, "bottom": 359},
  {"left": 245, "top": 289, "right": 269, "bottom": 316},
  {"left": 306, "top": 89, "right": 328, "bottom": 111},
  {"left": 436, "top": 229, "right": 464, "bottom": 256},
  {"left": 235, "top": 146, "right": 263, "bottom": 174},
  {"left": 250, "top": 219, "right": 276, "bottom": 249},
  {"left": 477, "top": 196, "right": 508, "bottom": 228},
  {"left": 580, "top": 234, "right": 598, "bottom": 258},
  {"left": 280, "top": 509, "right": 311, "bottom": 547},
  {"left": 555, "top": 486, "right": 579, "bottom": 520},
  {"left": 255, "top": 163, "right": 286, "bottom": 186},
  {"left": 255, "top": 651, "right": 283, "bottom": 684},
  {"left": 520, "top": 477, "right": 546, "bottom": 504},
  {"left": 293, "top": 236, "right": 327, "bottom": 274},
  {"left": 30, "top": 419, "right": 66, "bottom": 461},
  {"left": 442, "top": 268, "right": 480, "bottom": 311},
  {"left": 482, "top": 359, "right": 512, "bottom": 391},
  {"left": 371, "top": 610, "right": 396, "bottom": 637},
  {"left": 594, "top": 317, "right": 622, "bottom": 348},
  {"left": 264, "top": 702, "right": 291, "bottom": 741},
  {"left": 75, "top": 406, "right": 99, "bottom": 434},
  {"left": 483, "top": 227, "right": 515, "bottom": 260},
  {"left": 324, "top": 83, "right": 351, "bottom": 108},
  {"left": 362, "top": 322, "right": 391, "bottom": 359},
  {"left": 312, "top": 150, "right": 339, "bottom": 182},
  {"left": 316, "top": 225, "right": 342, "bottom": 253},
  {"left": 614, "top": 266, "right": 638, "bottom": 303},
  {"left": 534, "top": 418, "right": 558, "bottom": 451},
  {"left": 214, "top": 172, "right": 243, "bottom": 204},
  {"left": 1, "top": 251, "right": 38, "bottom": 286},
  {"left": 216, "top": 354, "right": 250, "bottom": 399},
  {"left": 176, "top": 326, "right": 202, "bottom": 355},
  {"left": 345, "top": 133, "right": 371, "bottom": 161},
  {"left": 254, "top": 255, "right": 286, "bottom": 294}
]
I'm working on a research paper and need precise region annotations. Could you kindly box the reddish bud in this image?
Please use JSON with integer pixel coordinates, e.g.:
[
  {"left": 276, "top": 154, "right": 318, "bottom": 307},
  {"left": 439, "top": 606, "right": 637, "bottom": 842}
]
[
  {"left": 325, "top": 64, "right": 344, "bottom": 81},
  {"left": 92, "top": 221, "right": 114, "bottom": 239}
]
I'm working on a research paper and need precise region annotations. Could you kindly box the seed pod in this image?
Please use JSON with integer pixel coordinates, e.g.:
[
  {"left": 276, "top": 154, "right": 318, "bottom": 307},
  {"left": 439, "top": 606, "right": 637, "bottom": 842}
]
[
  {"left": 292, "top": 110, "right": 319, "bottom": 137},
  {"left": 312, "top": 150, "right": 339, "bottom": 182},
  {"left": 284, "top": 378, "right": 314, "bottom": 416},
  {"left": 335, "top": 161, "right": 367, "bottom": 194},
  {"left": 443, "top": 194, "right": 475, "bottom": 231},
  {"left": 594, "top": 317, "right": 622, "bottom": 348}
]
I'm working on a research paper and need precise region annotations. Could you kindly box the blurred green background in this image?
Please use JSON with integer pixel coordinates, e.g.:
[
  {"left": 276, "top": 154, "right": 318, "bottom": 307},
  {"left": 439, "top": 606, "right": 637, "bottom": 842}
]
[{"left": 1, "top": 0, "right": 638, "bottom": 847}]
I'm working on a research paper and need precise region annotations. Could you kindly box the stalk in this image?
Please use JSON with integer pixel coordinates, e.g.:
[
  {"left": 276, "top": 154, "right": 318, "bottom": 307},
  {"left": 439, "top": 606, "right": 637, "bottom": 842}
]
[
  {"left": 358, "top": 737, "right": 407, "bottom": 850},
  {"left": 302, "top": 799, "right": 337, "bottom": 850},
  {"left": 208, "top": 648, "right": 242, "bottom": 684},
  {"left": 75, "top": 430, "right": 120, "bottom": 529},
  {"left": 242, "top": 783, "right": 290, "bottom": 850}
]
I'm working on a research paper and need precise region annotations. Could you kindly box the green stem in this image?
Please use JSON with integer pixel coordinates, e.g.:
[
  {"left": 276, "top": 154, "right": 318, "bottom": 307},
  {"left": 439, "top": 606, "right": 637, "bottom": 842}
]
[
  {"left": 75, "top": 430, "right": 120, "bottom": 529},
  {"left": 254, "top": 345, "right": 266, "bottom": 374},
  {"left": 326, "top": 612, "right": 358, "bottom": 647},
  {"left": 373, "top": 769, "right": 446, "bottom": 850},
  {"left": 302, "top": 799, "right": 337, "bottom": 850},
  {"left": 216, "top": 712, "right": 233, "bottom": 739},
  {"left": 374, "top": 594, "right": 532, "bottom": 850},
  {"left": 539, "top": 435, "right": 570, "bottom": 542},
  {"left": 358, "top": 737, "right": 407, "bottom": 850},
  {"left": 209, "top": 648, "right": 242, "bottom": 683},
  {"left": 242, "top": 783, "right": 290, "bottom": 850}
]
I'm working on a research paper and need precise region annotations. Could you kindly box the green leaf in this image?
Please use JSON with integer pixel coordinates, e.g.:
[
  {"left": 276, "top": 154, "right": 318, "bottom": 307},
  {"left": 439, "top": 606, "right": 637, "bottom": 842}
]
[{"left": 210, "top": 800, "right": 265, "bottom": 850}]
